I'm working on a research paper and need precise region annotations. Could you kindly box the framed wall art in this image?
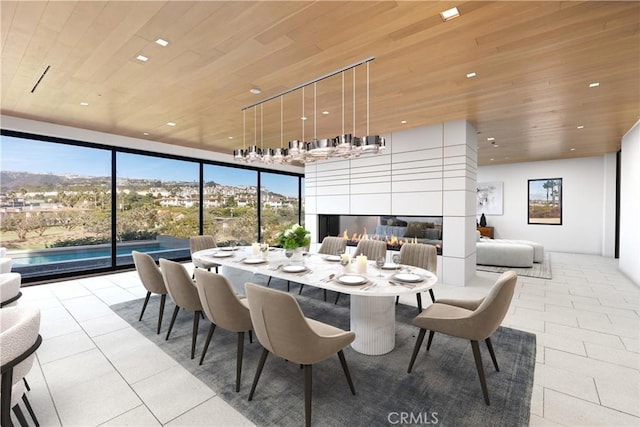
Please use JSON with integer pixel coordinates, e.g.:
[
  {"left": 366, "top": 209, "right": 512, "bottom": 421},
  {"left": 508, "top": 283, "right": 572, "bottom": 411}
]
[
  {"left": 476, "top": 181, "right": 503, "bottom": 215},
  {"left": 528, "top": 178, "right": 562, "bottom": 225}
]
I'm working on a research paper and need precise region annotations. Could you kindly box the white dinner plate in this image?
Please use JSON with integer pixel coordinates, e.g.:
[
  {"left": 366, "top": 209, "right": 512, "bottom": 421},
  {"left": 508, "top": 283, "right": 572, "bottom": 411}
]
[
  {"left": 211, "top": 251, "right": 234, "bottom": 258},
  {"left": 336, "top": 275, "right": 367, "bottom": 286},
  {"left": 324, "top": 255, "right": 341, "bottom": 262},
  {"left": 381, "top": 263, "right": 399, "bottom": 270},
  {"left": 281, "top": 265, "right": 307, "bottom": 273},
  {"left": 219, "top": 247, "right": 238, "bottom": 251},
  {"left": 243, "top": 258, "right": 267, "bottom": 265},
  {"left": 391, "top": 273, "right": 424, "bottom": 283}
]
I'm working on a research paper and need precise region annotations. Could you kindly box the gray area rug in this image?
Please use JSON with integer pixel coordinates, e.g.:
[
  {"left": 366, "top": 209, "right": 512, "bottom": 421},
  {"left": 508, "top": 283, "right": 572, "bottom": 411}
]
[
  {"left": 110, "top": 280, "right": 536, "bottom": 427},
  {"left": 477, "top": 255, "right": 552, "bottom": 279}
]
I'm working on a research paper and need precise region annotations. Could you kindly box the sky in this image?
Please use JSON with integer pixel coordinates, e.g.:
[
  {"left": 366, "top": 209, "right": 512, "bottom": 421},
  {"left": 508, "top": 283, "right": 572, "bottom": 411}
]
[
  {"left": 1, "top": 135, "right": 301, "bottom": 196},
  {"left": 529, "top": 179, "right": 561, "bottom": 200}
]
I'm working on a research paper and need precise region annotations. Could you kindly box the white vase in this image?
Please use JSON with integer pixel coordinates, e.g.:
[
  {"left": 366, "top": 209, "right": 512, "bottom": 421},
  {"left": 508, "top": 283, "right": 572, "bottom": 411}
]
[{"left": 291, "top": 247, "right": 305, "bottom": 264}]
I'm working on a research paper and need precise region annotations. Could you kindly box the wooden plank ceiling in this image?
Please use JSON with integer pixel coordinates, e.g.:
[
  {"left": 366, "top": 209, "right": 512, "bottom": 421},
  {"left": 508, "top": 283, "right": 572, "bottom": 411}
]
[{"left": 1, "top": 1, "right": 638, "bottom": 166}]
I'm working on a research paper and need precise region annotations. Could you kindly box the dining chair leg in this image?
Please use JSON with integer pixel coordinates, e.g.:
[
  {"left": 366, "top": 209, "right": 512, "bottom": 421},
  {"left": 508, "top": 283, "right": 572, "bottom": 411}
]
[
  {"left": 157, "top": 294, "right": 166, "bottom": 335},
  {"left": 21, "top": 394, "right": 38, "bottom": 426},
  {"left": 298, "top": 284, "right": 304, "bottom": 295},
  {"left": 471, "top": 340, "right": 490, "bottom": 405},
  {"left": 165, "top": 306, "right": 180, "bottom": 340},
  {"left": 416, "top": 293, "right": 423, "bottom": 313},
  {"left": 407, "top": 329, "right": 426, "bottom": 373},
  {"left": 485, "top": 337, "right": 500, "bottom": 371},
  {"left": 323, "top": 290, "right": 327, "bottom": 302},
  {"left": 23, "top": 378, "right": 30, "bottom": 392},
  {"left": 139, "top": 291, "right": 151, "bottom": 321},
  {"left": 248, "top": 330, "right": 253, "bottom": 343},
  {"left": 191, "top": 311, "right": 201, "bottom": 359},
  {"left": 199, "top": 323, "right": 217, "bottom": 365},
  {"left": 267, "top": 277, "right": 272, "bottom": 287},
  {"left": 236, "top": 332, "right": 244, "bottom": 392},
  {"left": 337, "top": 350, "right": 356, "bottom": 395},
  {"left": 304, "top": 364, "right": 312, "bottom": 427},
  {"left": 426, "top": 330, "right": 435, "bottom": 351},
  {"left": 248, "top": 348, "right": 269, "bottom": 401},
  {"left": 13, "top": 403, "right": 28, "bottom": 427},
  {"left": 395, "top": 295, "right": 399, "bottom": 306},
  {"left": 334, "top": 292, "right": 341, "bottom": 305},
  {"left": 428, "top": 289, "right": 436, "bottom": 303},
  {"left": 287, "top": 281, "right": 290, "bottom": 292}
]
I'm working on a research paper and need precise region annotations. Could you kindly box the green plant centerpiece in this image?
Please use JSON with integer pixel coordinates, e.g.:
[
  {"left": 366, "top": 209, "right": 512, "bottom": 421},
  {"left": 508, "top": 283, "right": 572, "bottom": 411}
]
[{"left": 277, "top": 223, "right": 311, "bottom": 250}]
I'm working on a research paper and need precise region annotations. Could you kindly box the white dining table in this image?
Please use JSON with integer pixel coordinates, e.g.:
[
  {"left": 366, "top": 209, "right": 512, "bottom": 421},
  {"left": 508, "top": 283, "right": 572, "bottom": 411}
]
[{"left": 192, "top": 246, "right": 437, "bottom": 355}]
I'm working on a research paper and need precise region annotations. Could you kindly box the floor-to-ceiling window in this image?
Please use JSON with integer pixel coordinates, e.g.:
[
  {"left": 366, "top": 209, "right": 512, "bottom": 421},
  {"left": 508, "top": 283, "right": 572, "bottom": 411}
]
[
  {"left": 0, "top": 135, "right": 112, "bottom": 277},
  {"left": 202, "top": 164, "right": 258, "bottom": 245},
  {"left": 259, "top": 172, "right": 300, "bottom": 245},
  {"left": 0, "top": 130, "right": 302, "bottom": 281},
  {"left": 115, "top": 152, "right": 199, "bottom": 265}
]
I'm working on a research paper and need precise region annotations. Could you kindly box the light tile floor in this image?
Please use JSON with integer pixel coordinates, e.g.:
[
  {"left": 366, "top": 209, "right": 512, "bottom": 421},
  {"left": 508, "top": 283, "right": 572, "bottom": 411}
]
[{"left": 11, "top": 252, "right": 640, "bottom": 426}]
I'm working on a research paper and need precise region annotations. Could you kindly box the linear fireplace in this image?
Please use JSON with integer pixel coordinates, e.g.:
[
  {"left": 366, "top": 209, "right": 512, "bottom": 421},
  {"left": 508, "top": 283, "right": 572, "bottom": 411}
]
[{"left": 318, "top": 215, "right": 443, "bottom": 255}]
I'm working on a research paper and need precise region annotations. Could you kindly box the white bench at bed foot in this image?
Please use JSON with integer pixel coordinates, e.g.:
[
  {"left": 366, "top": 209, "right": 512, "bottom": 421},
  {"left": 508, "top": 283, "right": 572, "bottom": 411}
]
[
  {"left": 476, "top": 241, "right": 534, "bottom": 268},
  {"left": 482, "top": 239, "right": 544, "bottom": 263}
]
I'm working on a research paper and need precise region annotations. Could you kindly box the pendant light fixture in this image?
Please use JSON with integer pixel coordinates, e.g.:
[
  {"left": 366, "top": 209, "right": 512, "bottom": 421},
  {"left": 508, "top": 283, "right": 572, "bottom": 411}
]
[{"left": 234, "top": 56, "right": 383, "bottom": 165}]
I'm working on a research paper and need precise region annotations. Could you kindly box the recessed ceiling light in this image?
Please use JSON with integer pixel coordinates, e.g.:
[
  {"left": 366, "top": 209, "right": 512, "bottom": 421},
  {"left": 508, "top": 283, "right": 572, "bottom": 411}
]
[
  {"left": 440, "top": 7, "right": 460, "bottom": 21},
  {"left": 155, "top": 38, "right": 169, "bottom": 47},
  {"left": 577, "top": 125, "right": 584, "bottom": 129},
  {"left": 80, "top": 102, "right": 89, "bottom": 106},
  {"left": 228, "top": 136, "right": 233, "bottom": 139},
  {"left": 322, "top": 111, "right": 329, "bottom": 115},
  {"left": 492, "top": 143, "right": 499, "bottom": 148},
  {"left": 401, "top": 120, "right": 407, "bottom": 124},
  {"left": 301, "top": 116, "right": 307, "bottom": 121},
  {"left": 487, "top": 137, "right": 495, "bottom": 141},
  {"left": 570, "top": 148, "right": 576, "bottom": 151},
  {"left": 167, "top": 122, "right": 176, "bottom": 126},
  {"left": 143, "top": 132, "right": 149, "bottom": 136},
  {"left": 136, "top": 54, "right": 149, "bottom": 62},
  {"left": 490, "top": 158, "right": 495, "bottom": 161},
  {"left": 589, "top": 82, "right": 600, "bottom": 88},
  {"left": 466, "top": 72, "right": 476, "bottom": 78},
  {"left": 250, "top": 88, "right": 262, "bottom": 94}
]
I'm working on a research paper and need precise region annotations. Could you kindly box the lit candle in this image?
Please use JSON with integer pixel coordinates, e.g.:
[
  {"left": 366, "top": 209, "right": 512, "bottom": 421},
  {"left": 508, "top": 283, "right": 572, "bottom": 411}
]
[
  {"left": 356, "top": 255, "right": 368, "bottom": 274},
  {"left": 252, "top": 243, "right": 260, "bottom": 256}
]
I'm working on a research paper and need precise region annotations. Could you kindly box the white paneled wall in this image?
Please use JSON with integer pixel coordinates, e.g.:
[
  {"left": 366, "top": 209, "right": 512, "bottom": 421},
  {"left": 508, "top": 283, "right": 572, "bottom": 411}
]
[{"left": 306, "top": 121, "right": 477, "bottom": 286}]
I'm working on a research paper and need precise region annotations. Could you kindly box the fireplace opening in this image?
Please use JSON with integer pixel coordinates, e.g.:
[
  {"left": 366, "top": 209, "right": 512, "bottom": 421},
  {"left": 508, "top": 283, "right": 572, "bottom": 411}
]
[{"left": 318, "top": 215, "right": 443, "bottom": 255}]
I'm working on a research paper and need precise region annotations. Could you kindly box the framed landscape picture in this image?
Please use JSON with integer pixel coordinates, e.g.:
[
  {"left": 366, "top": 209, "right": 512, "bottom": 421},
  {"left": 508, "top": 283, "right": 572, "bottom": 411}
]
[{"left": 528, "top": 178, "right": 562, "bottom": 225}]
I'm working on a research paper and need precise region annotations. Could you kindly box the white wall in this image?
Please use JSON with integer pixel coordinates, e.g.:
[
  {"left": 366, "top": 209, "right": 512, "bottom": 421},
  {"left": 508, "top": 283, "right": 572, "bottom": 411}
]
[
  {"left": 0, "top": 115, "right": 304, "bottom": 174},
  {"left": 477, "top": 156, "right": 615, "bottom": 254},
  {"left": 619, "top": 120, "right": 640, "bottom": 285},
  {"left": 305, "top": 120, "right": 478, "bottom": 286}
]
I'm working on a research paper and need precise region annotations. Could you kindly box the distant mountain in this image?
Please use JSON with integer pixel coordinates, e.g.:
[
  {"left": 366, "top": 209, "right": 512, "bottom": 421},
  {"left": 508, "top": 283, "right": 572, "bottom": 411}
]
[{"left": 0, "top": 171, "right": 109, "bottom": 191}]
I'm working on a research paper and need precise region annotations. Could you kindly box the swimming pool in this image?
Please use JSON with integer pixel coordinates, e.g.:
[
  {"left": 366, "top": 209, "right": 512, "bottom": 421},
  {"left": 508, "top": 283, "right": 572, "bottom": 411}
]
[{"left": 10, "top": 245, "right": 176, "bottom": 265}]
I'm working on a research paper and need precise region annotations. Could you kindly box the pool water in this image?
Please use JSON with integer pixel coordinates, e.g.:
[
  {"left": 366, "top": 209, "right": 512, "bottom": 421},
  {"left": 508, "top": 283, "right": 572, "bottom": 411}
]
[{"left": 11, "top": 245, "right": 175, "bottom": 265}]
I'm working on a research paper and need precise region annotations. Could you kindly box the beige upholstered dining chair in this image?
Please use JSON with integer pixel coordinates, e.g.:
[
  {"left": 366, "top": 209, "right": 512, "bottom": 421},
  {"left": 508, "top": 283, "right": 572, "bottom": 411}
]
[
  {"left": 299, "top": 236, "right": 347, "bottom": 300},
  {"left": 395, "top": 243, "right": 438, "bottom": 313},
  {"left": 1, "top": 305, "right": 42, "bottom": 427},
  {"left": 244, "top": 283, "right": 356, "bottom": 427},
  {"left": 159, "top": 259, "right": 204, "bottom": 360},
  {"left": 335, "top": 239, "right": 387, "bottom": 304},
  {"left": 189, "top": 235, "right": 220, "bottom": 275},
  {"left": 353, "top": 239, "right": 387, "bottom": 260},
  {"left": 132, "top": 251, "right": 168, "bottom": 334},
  {"left": 194, "top": 269, "right": 253, "bottom": 392},
  {"left": 407, "top": 271, "right": 517, "bottom": 405}
]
